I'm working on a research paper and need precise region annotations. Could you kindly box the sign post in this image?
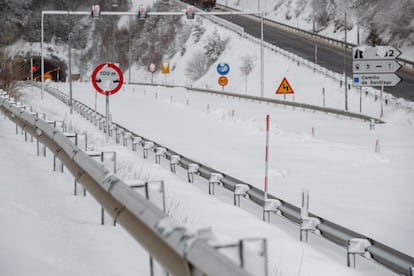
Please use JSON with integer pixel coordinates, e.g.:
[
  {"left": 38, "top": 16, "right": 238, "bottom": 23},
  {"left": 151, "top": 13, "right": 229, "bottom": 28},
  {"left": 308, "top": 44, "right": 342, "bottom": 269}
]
[
  {"left": 161, "top": 62, "right": 170, "bottom": 83},
  {"left": 147, "top": 63, "right": 157, "bottom": 84},
  {"left": 352, "top": 46, "right": 402, "bottom": 118},
  {"left": 91, "top": 63, "right": 124, "bottom": 143},
  {"left": 217, "top": 62, "right": 230, "bottom": 91}
]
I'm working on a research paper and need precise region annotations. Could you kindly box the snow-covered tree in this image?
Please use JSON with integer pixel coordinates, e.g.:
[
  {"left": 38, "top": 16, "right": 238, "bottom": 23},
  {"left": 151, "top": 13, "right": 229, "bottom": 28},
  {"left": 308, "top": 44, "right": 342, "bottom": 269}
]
[
  {"left": 240, "top": 55, "right": 255, "bottom": 94},
  {"left": 185, "top": 51, "right": 209, "bottom": 81},
  {"left": 204, "top": 29, "right": 227, "bottom": 65},
  {"left": 192, "top": 18, "right": 206, "bottom": 43}
]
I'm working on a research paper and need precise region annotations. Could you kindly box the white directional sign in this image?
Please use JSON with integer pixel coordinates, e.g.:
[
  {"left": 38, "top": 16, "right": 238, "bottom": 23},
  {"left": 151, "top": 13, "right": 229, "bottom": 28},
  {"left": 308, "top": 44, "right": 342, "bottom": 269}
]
[
  {"left": 352, "top": 46, "right": 402, "bottom": 87},
  {"left": 353, "top": 73, "right": 402, "bottom": 87},
  {"left": 353, "top": 60, "right": 401, "bottom": 74},
  {"left": 353, "top": 46, "right": 401, "bottom": 60}
]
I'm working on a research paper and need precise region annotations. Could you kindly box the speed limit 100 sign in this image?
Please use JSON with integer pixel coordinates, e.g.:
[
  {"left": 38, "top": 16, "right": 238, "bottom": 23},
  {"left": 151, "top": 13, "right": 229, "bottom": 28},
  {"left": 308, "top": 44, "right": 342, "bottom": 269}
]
[{"left": 92, "top": 63, "right": 124, "bottom": 95}]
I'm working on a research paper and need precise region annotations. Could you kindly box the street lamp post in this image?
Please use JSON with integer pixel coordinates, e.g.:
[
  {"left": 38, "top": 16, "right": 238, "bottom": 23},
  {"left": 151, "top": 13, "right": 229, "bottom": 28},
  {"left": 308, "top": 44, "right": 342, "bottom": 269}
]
[
  {"left": 344, "top": 10, "right": 348, "bottom": 111},
  {"left": 261, "top": 11, "right": 264, "bottom": 98},
  {"left": 312, "top": 0, "right": 316, "bottom": 33},
  {"left": 69, "top": 32, "right": 73, "bottom": 114},
  {"left": 128, "top": 19, "right": 131, "bottom": 84},
  {"left": 41, "top": 12, "right": 44, "bottom": 100},
  {"left": 30, "top": 57, "right": 34, "bottom": 92}
]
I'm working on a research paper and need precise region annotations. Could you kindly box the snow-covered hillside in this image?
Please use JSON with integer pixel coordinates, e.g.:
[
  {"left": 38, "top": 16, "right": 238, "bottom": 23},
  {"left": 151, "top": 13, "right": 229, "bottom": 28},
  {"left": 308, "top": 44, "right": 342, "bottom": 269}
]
[{"left": 217, "top": 0, "right": 414, "bottom": 61}]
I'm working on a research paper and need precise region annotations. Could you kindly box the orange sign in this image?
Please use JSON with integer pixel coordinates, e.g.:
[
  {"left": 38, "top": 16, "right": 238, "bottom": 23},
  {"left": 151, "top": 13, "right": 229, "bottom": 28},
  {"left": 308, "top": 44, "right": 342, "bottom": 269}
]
[
  {"left": 276, "top": 77, "right": 294, "bottom": 94},
  {"left": 161, "top": 63, "right": 170, "bottom": 74},
  {"left": 218, "top": 76, "right": 228, "bottom": 87}
]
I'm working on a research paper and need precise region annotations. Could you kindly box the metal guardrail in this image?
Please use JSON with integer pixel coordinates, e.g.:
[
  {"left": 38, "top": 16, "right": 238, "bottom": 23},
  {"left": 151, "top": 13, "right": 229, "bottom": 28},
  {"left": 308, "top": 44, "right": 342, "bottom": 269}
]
[
  {"left": 40, "top": 85, "right": 413, "bottom": 275},
  {"left": 0, "top": 93, "right": 252, "bottom": 276},
  {"left": 130, "top": 81, "right": 384, "bottom": 124}
]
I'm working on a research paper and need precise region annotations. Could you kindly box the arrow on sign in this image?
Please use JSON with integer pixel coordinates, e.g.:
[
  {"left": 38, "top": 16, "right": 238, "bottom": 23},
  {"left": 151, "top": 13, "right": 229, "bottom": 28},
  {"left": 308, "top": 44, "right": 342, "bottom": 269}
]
[
  {"left": 353, "top": 46, "right": 401, "bottom": 60},
  {"left": 276, "top": 77, "right": 294, "bottom": 94}
]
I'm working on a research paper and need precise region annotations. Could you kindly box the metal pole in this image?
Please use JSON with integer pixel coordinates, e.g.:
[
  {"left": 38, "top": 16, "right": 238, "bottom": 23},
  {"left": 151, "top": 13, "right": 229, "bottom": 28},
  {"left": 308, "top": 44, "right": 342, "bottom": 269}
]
[
  {"left": 69, "top": 33, "right": 73, "bottom": 114},
  {"left": 380, "top": 81, "right": 384, "bottom": 118},
  {"left": 264, "top": 114, "right": 269, "bottom": 201},
  {"left": 344, "top": 10, "right": 348, "bottom": 111},
  {"left": 106, "top": 94, "right": 109, "bottom": 143},
  {"left": 357, "top": 24, "right": 360, "bottom": 45},
  {"left": 112, "top": 20, "right": 115, "bottom": 63},
  {"left": 312, "top": 0, "right": 315, "bottom": 33},
  {"left": 359, "top": 87, "right": 362, "bottom": 113},
  {"left": 95, "top": 90, "right": 97, "bottom": 112},
  {"left": 128, "top": 19, "right": 131, "bottom": 84},
  {"left": 322, "top": 87, "right": 325, "bottom": 107},
  {"left": 57, "top": 67, "right": 60, "bottom": 89},
  {"left": 30, "top": 57, "right": 34, "bottom": 92},
  {"left": 260, "top": 11, "right": 264, "bottom": 98},
  {"left": 41, "top": 11, "right": 44, "bottom": 100}
]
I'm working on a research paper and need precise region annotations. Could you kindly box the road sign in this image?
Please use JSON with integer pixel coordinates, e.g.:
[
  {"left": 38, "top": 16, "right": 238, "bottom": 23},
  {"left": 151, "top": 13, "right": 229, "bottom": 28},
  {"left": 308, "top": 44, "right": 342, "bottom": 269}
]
[
  {"left": 92, "top": 63, "right": 124, "bottom": 95},
  {"left": 276, "top": 77, "right": 294, "bottom": 94},
  {"left": 216, "top": 63, "right": 230, "bottom": 75},
  {"left": 147, "top": 63, "right": 157, "bottom": 73},
  {"left": 161, "top": 63, "right": 170, "bottom": 74},
  {"left": 352, "top": 46, "right": 402, "bottom": 88},
  {"left": 353, "top": 60, "right": 401, "bottom": 74},
  {"left": 353, "top": 73, "right": 402, "bottom": 87},
  {"left": 218, "top": 76, "right": 228, "bottom": 87},
  {"left": 353, "top": 46, "right": 401, "bottom": 60}
]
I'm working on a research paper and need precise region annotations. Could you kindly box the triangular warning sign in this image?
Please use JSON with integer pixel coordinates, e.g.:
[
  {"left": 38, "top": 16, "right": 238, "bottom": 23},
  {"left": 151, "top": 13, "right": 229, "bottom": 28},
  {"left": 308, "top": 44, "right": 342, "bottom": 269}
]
[{"left": 276, "top": 77, "right": 294, "bottom": 94}]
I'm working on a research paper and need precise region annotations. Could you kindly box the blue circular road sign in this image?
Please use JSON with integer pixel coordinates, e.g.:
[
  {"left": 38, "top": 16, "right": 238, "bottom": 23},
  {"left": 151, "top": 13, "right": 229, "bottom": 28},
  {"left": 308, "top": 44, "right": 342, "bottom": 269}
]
[{"left": 216, "top": 63, "right": 230, "bottom": 75}]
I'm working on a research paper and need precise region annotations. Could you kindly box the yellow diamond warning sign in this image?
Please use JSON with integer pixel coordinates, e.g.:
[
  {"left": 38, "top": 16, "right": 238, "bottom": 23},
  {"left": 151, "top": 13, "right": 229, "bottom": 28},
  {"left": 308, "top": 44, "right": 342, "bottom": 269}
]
[{"left": 276, "top": 77, "right": 294, "bottom": 94}]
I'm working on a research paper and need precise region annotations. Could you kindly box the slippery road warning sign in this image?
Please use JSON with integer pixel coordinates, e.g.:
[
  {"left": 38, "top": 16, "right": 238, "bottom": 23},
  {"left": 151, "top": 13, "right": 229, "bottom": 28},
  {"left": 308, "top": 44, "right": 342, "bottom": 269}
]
[
  {"left": 92, "top": 63, "right": 124, "bottom": 95},
  {"left": 276, "top": 77, "right": 294, "bottom": 94}
]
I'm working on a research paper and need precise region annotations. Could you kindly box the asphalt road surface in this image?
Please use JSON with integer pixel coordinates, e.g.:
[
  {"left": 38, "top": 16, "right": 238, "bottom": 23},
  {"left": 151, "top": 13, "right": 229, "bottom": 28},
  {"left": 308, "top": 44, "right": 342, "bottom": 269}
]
[{"left": 219, "top": 14, "right": 414, "bottom": 102}]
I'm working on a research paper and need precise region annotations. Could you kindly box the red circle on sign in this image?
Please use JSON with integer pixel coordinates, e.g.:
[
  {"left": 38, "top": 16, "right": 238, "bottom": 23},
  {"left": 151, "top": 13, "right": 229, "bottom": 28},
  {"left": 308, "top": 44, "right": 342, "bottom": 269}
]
[
  {"left": 218, "top": 76, "right": 228, "bottom": 87},
  {"left": 92, "top": 63, "right": 124, "bottom": 96},
  {"left": 147, "top": 63, "right": 157, "bottom": 73}
]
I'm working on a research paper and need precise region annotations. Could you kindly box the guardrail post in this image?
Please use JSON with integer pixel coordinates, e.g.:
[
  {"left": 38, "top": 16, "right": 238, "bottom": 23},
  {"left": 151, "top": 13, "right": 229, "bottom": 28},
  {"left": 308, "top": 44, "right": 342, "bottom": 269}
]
[
  {"left": 37, "top": 139, "right": 46, "bottom": 157},
  {"left": 149, "top": 256, "right": 155, "bottom": 276},
  {"left": 102, "top": 151, "right": 117, "bottom": 174},
  {"left": 262, "top": 199, "right": 281, "bottom": 222},
  {"left": 143, "top": 141, "right": 154, "bottom": 159},
  {"left": 53, "top": 152, "right": 64, "bottom": 173},
  {"left": 213, "top": 237, "right": 268, "bottom": 276},
  {"left": 187, "top": 163, "right": 199, "bottom": 183},
  {"left": 346, "top": 238, "right": 371, "bottom": 268},
  {"left": 127, "top": 179, "right": 166, "bottom": 214},
  {"left": 299, "top": 190, "right": 321, "bottom": 242},
  {"left": 132, "top": 136, "right": 142, "bottom": 151},
  {"left": 155, "top": 147, "right": 167, "bottom": 164},
  {"left": 170, "top": 155, "right": 180, "bottom": 173},
  {"left": 234, "top": 184, "right": 250, "bottom": 206},
  {"left": 239, "top": 240, "right": 244, "bottom": 269},
  {"left": 208, "top": 173, "right": 223, "bottom": 195}
]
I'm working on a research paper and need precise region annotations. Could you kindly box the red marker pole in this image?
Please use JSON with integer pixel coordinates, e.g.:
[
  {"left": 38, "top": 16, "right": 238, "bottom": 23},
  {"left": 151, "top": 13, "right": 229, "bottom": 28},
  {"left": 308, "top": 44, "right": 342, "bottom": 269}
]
[{"left": 264, "top": 114, "right": 270, "bottom": 202}]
